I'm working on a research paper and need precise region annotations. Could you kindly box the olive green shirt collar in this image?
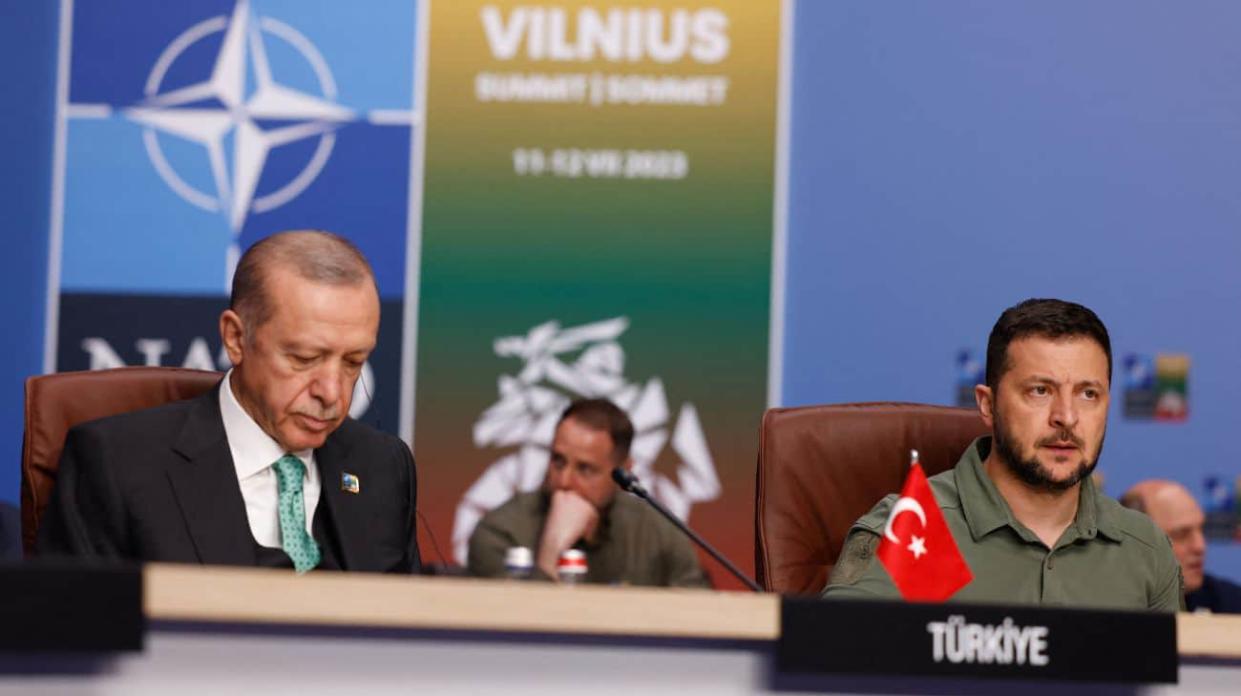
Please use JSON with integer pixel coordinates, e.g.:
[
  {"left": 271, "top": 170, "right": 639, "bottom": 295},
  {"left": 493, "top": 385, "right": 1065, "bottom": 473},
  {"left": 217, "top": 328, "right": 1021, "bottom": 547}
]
[{"left": 957, "top": 437, "right": 1123, "bottom": 547}]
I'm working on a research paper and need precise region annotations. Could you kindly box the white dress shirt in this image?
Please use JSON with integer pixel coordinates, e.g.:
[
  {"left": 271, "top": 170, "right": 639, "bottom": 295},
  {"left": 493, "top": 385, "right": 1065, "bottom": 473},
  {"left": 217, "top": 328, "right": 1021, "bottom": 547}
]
[{"left": 219, "top": 370, "right": 321, "bottom": 548}]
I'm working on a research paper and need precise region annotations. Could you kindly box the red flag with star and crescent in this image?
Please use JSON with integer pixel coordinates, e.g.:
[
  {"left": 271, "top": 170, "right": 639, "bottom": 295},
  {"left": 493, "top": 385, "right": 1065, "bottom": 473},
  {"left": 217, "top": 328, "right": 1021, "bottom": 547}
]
[{"left": 876, "top": 452, "right": 973, "bottom": 602}]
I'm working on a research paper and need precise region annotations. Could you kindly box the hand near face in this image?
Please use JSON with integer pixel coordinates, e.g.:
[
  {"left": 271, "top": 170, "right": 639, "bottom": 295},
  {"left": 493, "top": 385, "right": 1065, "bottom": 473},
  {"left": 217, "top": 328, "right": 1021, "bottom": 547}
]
[{"left": 536, "top": 489, "right": 600, "bottom": 580}]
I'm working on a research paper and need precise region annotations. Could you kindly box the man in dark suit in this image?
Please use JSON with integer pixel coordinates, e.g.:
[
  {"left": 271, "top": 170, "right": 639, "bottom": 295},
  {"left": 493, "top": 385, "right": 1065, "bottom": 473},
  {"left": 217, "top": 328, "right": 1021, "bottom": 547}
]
[
  {"left": 38, "top": 230, "right": 419, "bottom": 573},
  {"left": 1122, "top": 480, "right": 1241, "bottom": 614}
]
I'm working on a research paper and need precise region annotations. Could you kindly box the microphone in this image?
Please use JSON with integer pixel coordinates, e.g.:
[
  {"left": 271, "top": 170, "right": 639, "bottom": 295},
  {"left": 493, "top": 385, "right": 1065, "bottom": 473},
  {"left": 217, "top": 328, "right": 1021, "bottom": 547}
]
[{"left": 612, "top": 467, "right": 762, "bottom": 592}]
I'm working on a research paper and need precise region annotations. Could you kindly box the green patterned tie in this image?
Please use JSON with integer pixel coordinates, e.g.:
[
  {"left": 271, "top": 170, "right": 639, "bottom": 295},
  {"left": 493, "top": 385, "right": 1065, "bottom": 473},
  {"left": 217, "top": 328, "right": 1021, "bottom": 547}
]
[{"left": 273, "top": 454, "right": 321, "bottom": 574}]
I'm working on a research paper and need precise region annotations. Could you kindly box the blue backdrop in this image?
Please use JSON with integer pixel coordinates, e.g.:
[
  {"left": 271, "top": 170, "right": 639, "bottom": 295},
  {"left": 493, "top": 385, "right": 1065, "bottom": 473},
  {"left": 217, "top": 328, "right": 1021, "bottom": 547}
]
[
  {"left": 0, "top": 2, "right": 58, "bottom": 550},
  {"left": 3, "top": 1, "right": 1238, "bottom": 578}
]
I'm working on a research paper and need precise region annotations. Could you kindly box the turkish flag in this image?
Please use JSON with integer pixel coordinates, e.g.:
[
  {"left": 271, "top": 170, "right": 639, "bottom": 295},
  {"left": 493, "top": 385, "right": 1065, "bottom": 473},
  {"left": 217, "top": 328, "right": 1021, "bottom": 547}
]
[{"left": 876, "top": 460, "right": 973, "bottom": 602}]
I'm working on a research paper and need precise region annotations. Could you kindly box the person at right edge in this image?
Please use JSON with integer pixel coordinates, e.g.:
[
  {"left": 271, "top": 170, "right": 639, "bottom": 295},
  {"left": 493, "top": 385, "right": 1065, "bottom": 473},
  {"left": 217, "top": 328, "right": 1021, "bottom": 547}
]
[
  {"left": 1121, "top": 480, "right": 1241, "bottom": 614},
  {"left": 824, "top": 298, "right": 1182, "bottom": 611}
]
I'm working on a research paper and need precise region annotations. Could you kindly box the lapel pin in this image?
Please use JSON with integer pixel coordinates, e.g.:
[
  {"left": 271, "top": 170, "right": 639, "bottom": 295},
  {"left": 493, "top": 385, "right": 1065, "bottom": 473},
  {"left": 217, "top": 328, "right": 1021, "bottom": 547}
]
[{"left": 341, "top": 472, "right": 360, "bottom": 494}]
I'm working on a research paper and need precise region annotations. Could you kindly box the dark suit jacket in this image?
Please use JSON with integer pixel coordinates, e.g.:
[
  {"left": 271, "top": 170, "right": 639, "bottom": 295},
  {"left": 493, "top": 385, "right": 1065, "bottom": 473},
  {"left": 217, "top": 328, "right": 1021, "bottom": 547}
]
[
  {"left": 1187, "top": 573, "right": 1241, "bottom": 614},
  {"left": 37, "top": 385, "right": 420, "bottom": 573}
]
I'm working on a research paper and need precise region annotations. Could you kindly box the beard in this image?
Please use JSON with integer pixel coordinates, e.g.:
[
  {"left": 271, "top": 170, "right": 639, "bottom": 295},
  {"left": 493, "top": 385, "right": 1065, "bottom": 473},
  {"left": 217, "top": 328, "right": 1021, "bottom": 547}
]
[{"left": 992, "top": 406, "right": 1104, "bottom": 493}]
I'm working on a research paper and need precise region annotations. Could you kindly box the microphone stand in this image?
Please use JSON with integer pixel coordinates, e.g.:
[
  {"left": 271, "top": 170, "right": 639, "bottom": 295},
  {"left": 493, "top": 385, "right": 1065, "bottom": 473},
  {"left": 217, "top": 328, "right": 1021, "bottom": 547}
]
[{"left": 612, "top": 467, "right": 762, "bottom": 592}]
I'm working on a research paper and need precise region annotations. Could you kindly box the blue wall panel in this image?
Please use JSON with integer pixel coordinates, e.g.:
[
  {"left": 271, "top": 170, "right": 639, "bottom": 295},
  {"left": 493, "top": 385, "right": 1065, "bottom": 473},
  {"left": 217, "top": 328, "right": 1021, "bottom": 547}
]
[{"left": 0, "top": 2, "right": 58, "bottom": 510}]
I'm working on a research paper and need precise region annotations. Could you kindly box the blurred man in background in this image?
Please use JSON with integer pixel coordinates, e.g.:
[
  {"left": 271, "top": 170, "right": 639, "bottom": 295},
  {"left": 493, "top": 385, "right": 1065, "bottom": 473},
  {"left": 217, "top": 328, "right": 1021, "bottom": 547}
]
[
  {"left": 468, "top": 398, "right": 706, "bottom": 587},
  {"left": 1122, "top": 480, "right": 1241, "bottom": 613}
]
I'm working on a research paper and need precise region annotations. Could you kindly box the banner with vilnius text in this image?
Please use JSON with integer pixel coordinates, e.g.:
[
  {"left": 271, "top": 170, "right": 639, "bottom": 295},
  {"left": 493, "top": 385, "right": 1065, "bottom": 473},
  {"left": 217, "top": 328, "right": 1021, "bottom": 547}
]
[{"left": 414, "top": 1, "right": 785, "bottom": 588}]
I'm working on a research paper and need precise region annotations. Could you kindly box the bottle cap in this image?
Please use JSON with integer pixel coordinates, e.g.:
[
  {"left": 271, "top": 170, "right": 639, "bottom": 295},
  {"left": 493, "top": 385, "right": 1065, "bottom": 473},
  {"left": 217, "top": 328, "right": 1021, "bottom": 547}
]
[
  {"left": 557, "top": 549, "right": 588, "bottom": 575},
  {"left": 505, "top": 546, "right": 533, "bottom": 570}
]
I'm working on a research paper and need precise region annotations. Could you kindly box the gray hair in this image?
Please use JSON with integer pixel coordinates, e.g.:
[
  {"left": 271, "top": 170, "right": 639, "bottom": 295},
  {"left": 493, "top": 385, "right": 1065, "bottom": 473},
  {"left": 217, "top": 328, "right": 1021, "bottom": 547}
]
[{"left": 229, "top": 230, "right": 376, "bottom": 330}]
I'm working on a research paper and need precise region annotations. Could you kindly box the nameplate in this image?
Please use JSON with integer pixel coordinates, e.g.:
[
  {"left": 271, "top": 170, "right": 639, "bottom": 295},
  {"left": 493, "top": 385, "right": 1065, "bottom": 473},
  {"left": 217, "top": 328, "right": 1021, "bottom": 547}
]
[
  {"left": 0, "top": 561, "right": 143, "bottom": 652},
  {"left": 779, "top": 598, "right": 1176, "bottom": 684}
]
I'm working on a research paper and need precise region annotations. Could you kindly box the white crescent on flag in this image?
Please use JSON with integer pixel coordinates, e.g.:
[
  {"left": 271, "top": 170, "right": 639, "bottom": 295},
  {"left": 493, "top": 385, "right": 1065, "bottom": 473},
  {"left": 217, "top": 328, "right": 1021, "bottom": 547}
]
[{"left": 883, "top": 496, "right": 927, "bottom": 543}]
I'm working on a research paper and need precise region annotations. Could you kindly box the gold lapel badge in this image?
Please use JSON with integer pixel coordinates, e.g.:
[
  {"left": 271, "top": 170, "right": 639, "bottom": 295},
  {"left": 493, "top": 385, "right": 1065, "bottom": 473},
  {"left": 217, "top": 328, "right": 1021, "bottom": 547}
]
[{"left": 341, "top": 472, "right": 361, "bottom": 494}]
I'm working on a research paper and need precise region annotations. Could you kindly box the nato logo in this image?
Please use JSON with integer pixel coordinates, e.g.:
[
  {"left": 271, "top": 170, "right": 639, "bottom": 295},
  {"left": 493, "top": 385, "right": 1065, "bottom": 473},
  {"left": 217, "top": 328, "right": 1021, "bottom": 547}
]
[
  {"left": 52, "top": 0, "right": 421, "bottom": 432},
  {"left": 1121, "top": 353, "right": 1189, "bottom": 422},
  {"left": 55, "top": 0, "right": 418, "bottom": 298},
  {"left": 953, "top": 349, "right": 982, "bottom": 408},
  {"left": 1202, "top": 475, "right": 1239, "bottom": 542},
  {"left": 127, "top": 1, "right": 355, "bottom": 238}
]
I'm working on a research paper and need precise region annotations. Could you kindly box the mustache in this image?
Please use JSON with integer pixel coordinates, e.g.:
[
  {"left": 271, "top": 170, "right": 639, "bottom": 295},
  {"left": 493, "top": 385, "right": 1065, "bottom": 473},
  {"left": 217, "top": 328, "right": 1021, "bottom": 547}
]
[{"left": 1036, "top": 429, "right": 1084, "bottom": 448}]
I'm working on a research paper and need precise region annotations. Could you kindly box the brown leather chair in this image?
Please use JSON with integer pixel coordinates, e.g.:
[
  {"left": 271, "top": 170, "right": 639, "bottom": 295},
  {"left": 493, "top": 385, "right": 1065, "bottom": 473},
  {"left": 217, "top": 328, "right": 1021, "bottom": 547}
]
[
  {"left": 754, "top": 402, "right": 989, "bottom": 595},
  {"left": 21, "top": 366, "right": 222, "bottom": 555}
]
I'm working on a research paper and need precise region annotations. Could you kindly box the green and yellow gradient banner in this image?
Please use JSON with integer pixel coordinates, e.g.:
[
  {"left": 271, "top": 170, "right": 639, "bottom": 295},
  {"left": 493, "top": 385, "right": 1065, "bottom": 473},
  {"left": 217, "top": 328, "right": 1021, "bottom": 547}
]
[{"left": 414, "top": 0, "right": 784, "bottom": 587}]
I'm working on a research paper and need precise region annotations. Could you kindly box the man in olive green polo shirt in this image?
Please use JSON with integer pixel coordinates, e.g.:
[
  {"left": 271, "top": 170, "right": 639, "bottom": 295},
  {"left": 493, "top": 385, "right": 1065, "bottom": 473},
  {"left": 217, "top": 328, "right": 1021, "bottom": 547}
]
[
  {"left": 468, "top": 398, "right": 707, "bottom": 587},
  {"left": 824, "top": 299, "right": 1182, "bottom": 611}
]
